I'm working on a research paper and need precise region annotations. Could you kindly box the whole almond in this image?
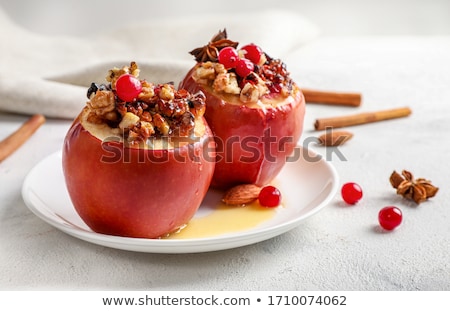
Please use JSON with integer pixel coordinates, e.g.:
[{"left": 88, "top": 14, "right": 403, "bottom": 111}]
[
  {"left": 318, "top": 130, "right": 353, "bottom": 146},
  {"left": 222, "top": 184, "right": 262, "bottom": 206}
]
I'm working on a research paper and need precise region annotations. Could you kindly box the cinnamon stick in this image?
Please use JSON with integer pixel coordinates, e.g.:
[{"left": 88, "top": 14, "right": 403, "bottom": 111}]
[
  {"left": 0, "top": 114, "right": 46, "bottom": 163},
  {"left": 314, "top": 107, "right": 412, "bottom": 131},
  {"left": 302, "top": 88, "right": 362, "bottom": 107}
]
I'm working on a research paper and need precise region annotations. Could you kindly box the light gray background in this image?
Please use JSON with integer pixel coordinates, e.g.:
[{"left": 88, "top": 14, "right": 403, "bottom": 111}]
[{"left": 1, "top": 0, "right": 449, "bottom": 36}]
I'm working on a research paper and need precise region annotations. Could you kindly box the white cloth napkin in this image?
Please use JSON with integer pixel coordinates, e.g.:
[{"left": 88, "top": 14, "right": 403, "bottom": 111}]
[{"left": 0, "top": 8, "right": 319, "bottom": 119}]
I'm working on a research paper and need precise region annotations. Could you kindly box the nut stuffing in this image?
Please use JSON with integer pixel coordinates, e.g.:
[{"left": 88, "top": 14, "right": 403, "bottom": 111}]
[
  {"left": 189, "top": 29, "right": 294, "bottom": 104},
  {"left": 83, "top": 62, "right": 206, "bottom": 146}
]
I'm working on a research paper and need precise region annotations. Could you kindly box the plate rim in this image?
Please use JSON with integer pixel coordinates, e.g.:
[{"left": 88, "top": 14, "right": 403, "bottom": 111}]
[{"left": 22, "top": 148, "right": 338, "bottom": 253}]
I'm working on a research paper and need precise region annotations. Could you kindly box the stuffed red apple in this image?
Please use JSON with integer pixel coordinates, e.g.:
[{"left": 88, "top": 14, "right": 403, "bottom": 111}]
[
  {"left": 180, "top": 30, "right": 305, "bottom": 189},
  {"left": 62, "top": 62, "right": 215, "bottom": 238}
]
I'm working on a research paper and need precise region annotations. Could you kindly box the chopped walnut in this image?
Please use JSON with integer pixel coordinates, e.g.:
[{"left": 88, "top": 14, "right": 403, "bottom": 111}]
[
  {"left": 239, "top": 74, "right": 269, "bottom": 103},
  {"left": 213, "top": 72, "right": 240, "bottom": 95},
  {"left": 83, "top": 62, "right": 206, "bottom": 144},
  {"left": 86, "top": 111, "right": 103, "bottom": 124},
  {"left": 87, "top": 90, "right": 117, "bottom": 121},
  {"left": 119, "top": 112, "right": 140, "bottom": 130},
  {"left": 152, "top": 113, "right": 170, "bottom": 136},
  {"left": 159, "top": 84, "right": 175, "bottom": 101},
  {"left": 137, "top": 81, "right": 155, "bottom": 103},
  {"left": 193, "top": 62, "right": 217, "bottom": 84},
  {"left": 240, "top": 83, "right": 260, "bottom": 103},
  {"left": 188, "top": 91, "right": 207, "bottom": 117},
  {"left": 193, "top": 62, "right": 241, "bottom": 95},
  {"left": 170, "top": 111, "right": 195, "bottom": 137},
  {"left": 139, "top": 121, "right": 155, "bottom": 137},
  {"left": 107, "top": 61, "right": 140, "bottom": 90},
  {"left": 157, "top": 99, "right": 179, "bottom": 117},
  {"left": 188, "top": 30, "right": 293, "bottom": 102},
  {"left": 212, "top": 62, "right": 228, "bottom": 75}
]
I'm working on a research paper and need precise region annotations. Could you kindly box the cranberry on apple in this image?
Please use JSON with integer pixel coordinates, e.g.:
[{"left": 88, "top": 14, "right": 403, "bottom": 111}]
[
  {"left": 62, "top": 62, "right": 215, "bottom": 239},
  {"left": 180, "top": 29, "right": 305, "bottom": 189}
]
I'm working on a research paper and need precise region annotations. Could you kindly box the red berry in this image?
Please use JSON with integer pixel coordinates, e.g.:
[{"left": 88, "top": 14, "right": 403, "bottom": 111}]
[
  {"left": 235, "top": 58, "right": 254, "bottom": 77},
  {"left": 115, "top": 74, "right": 142, "bottom": 102},
  {"left": 378, "top": 206, "right": 402, "bottom": 230},
  {"left": 241, "top": 43, "right": 264, "bottom": 64},
  {"left": 218, "top": 47, "right": 239, "bottom": 69},
  {"left": 258, "top": 186, "right": 282, "bottom": 208},
  {"left": 341, "top": 182, "right": 363, "bottom": 204},
  {"left": 268, "top": 83, "right": 283, "bottom": 94}
]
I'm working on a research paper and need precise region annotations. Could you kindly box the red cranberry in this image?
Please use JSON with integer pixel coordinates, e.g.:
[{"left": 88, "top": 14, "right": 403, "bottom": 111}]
[
  {"left": 115, "top": 74, "right": 142, "bottom": 102},
  {"left": 378, "top": 206, "right": 403, "bottom": 230},
  {"left": 341, "top": 182, "right": 363, "bottom": 205},
  {"left": 259, "top": 186, "right": 282, "bottom": 208},
  {"left": 218, "top": 47, "right": 239, "bottom": 69}
]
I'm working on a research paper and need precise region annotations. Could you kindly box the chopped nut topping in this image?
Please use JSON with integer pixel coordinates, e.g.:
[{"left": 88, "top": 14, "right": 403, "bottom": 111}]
[
  {"left": 159, "top": 84, "right": 175, "bottom": 101},
  {"left": 152, "top": 113, "right": 170, "bottom": 136},
  {"left": 107, "top": 61, "right": 140, "bottom": 89},
  {"left": 188, "top": 29, "right": 292, "bottom": 103},
  {"left": 119, "top": 112, "right": 140, "bottom": 130},
  {"left": 137, "top": 80, "right": 155, "bottom": 102},
  {"left": 87, "top": 90, "right": 117, "bottom": 120},
  {"left": 240, "top": 82, "right": 260, "bottom": 103},
  {"left": 213, "top": 72, "right": 240, "bottom": 95},
  {"left": 83, "top": 62, "right": 206, "bottom": 146}
]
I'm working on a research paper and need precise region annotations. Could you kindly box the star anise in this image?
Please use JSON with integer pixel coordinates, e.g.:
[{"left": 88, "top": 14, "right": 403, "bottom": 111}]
[
  {"left": 189, "top": 29, "right": 239, "bottom": 63},
  {"left": 389, "top": 170, "right": 439, "bottom": 204}
]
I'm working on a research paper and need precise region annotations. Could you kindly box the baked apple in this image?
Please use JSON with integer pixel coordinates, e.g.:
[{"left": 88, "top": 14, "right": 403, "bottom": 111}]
[
  {"left": 179, "top": 30, "right": 305, "bottom": 189},
  {"left": 62, "top": 62, "right": 215, "bottom": 238}
]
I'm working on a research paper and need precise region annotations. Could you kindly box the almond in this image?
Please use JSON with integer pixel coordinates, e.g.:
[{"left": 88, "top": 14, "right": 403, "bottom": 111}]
[
  {"left": 318, "top": 130, "right": 353, "bottom": 146},
  {"left": 222, "top": 184, "right": 262, "bottom": 206}
]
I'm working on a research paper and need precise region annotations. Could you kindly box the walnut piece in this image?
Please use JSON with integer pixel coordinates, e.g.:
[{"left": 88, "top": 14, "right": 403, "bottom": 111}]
[
  {"left": 107, "top": 61, "right": 140, "bottom": 90},
  {"left": 119, "top": 112, "right": 140, "bottom": 130},
  {"left": 240, "top": 82, "right": 260, "bottom": 103},
  {"left": 87, "top": 90, "right": 117, "bottom": 121},
  {"left": 213, "top": 72, "right": 240, "bottom": 95},
  {"left": 137, "top": 80, "right": 155, "bottom": 103}
]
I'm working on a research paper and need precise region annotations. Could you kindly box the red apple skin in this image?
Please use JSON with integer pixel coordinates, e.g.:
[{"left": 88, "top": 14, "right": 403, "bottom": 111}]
[
  {"left": 180, "top": 68, "right": 305, "bottom": 189},
  {"left": 62, "top": 117, "right": 215, "bottom": 238}
]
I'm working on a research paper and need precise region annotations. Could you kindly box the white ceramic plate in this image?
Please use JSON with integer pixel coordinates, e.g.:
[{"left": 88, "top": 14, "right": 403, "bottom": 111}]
[{"left": 22, "top": 148, "right": 338, "bottom": 253}]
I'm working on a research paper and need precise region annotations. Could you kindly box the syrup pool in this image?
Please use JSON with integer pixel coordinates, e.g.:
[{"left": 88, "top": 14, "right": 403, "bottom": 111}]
[{"left": 165, "top": 191, "right": 279, "bottom": 239}]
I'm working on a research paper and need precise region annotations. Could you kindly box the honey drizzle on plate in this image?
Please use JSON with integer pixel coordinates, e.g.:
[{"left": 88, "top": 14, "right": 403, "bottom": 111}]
[{"left": 165, "top": 202, "right": 277, "bottom": 239}]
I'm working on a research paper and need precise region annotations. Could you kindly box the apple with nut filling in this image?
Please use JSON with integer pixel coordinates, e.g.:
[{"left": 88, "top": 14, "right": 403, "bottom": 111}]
[
  {"left": 179, "top": 29, "right": 305, "bottom": 189},
  {"left": 62, "top": 62, "right": 215, "bottom": 238}
]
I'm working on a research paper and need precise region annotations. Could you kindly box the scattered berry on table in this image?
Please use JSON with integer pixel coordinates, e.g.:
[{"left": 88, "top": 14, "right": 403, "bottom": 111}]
[
  {"left": 378, "top": 206, "right": 402, "bottom": 230},
  {"left": 341, "top": 182, "right": 363, "bottom": 204}
]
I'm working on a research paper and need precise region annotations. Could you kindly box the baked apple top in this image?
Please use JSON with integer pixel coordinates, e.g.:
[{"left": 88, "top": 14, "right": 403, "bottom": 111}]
[
  {"left": 189, "top": 29, "right": 294, "bottom": 106},
  {"left": 81, "top": 62, "right": 207, "bottom": 148}
]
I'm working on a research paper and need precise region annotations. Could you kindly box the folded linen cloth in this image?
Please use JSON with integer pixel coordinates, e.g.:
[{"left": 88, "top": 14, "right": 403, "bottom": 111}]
[{"left": 0, "top": 7, "right": 319, "bottom": 118}]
